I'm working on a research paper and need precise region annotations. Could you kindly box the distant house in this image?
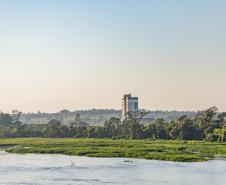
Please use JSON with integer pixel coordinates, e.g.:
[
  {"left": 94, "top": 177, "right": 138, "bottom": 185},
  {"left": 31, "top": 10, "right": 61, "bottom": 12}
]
[{"left": 69, "top": 113, "right": 89, "bottom": 127}]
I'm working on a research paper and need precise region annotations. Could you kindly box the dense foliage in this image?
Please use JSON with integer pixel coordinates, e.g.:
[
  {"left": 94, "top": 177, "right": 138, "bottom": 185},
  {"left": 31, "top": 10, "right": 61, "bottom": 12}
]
[{"left": 0, "top": 107, "right": 225, "bottom": 142}]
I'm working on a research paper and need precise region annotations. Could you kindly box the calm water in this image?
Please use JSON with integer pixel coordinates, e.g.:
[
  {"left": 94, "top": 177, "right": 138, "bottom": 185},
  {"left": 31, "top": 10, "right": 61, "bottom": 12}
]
[{"left": 0, "top": 150, "right": 226, "bottom": 185}]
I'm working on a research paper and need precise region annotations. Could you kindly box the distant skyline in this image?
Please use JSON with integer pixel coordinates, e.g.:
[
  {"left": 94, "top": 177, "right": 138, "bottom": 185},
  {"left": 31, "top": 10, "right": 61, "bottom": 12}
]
[{"left": 0, "top": 0, "right": 226, "bottom": 113}]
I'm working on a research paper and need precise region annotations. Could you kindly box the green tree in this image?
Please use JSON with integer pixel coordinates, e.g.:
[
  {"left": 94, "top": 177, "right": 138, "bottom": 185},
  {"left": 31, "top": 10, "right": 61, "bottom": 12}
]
[
  {"left": 145, "top": 123, "right": 157, "bottom": 139},
  {"left": 195, "top": 106, "right": 218, "bottom": 139},
  {"left": 104, "top": 117, "right": 120, "bottom": 137},
  {"left": 169, "top": 116, "right": 201, "bottom": 140},
  {"left": 0, "top": 113, "right": 13, "bottom": 127},
  {"left": 42, "top": 119, "right": 63, "bottom": 138},
  {"left": 152, "top": 118, "right": 169, "bottom": 139},
  {"left": 124, "top": 111, "right": 147, "bottom": 139}
]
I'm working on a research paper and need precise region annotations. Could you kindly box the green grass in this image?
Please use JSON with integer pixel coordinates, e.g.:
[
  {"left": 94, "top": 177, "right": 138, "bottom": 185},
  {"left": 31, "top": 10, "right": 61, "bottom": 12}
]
[{"left": 0, "top": 138, "right": 226, "bottom": 162}]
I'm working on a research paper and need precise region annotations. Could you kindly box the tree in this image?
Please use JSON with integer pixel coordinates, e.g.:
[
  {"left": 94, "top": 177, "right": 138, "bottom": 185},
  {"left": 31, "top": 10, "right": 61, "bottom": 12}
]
[
  {"left": 124, "top": 111, "right": 148, "bottom": 139},
  {"left": 69, "top": 114, "right": 89, "bottom": 127},
  {"left": 145, "top": 124, "right": 157, "bottom": 139},
  {"left": 152, "top": 118, "right": 169, "bottom": 139},
  {"left": 0, "top": 113, "right": 13, "bottom": 127},
  {"left": 169, "top": 116, "right": 201, "bottom": 140},
  {"left": 213, "top": 113, "right": 225, "bottom": 128},
  {"left": 104, "top": 117, "right": 120, "bottom": 137},
  {"left": 42, "top": 119, "right": 63, "bottom": 137},
  {"left": 195, "top": 106, "right": 218, "bottom": 139},
  {"left": 75, "top": 113, "right": 81, "bottom": 122},
  {"left": 11, "top": 110, "right": 22, "bottom": 122},
  {"left": 213, "top": 121, "right": 226, "bottom": 142}
]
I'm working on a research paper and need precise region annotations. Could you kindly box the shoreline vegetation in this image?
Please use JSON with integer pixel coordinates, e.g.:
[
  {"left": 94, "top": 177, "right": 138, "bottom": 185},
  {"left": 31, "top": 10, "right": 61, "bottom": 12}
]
[
  {"left": 1, "top": 138, "right": 226, "bottom": 162},
  {"left": 1, "top": 107, "right": 226, "bottom": 142},
  {"left": 0, "top": 106, "right": 225, "bottom": 162}
]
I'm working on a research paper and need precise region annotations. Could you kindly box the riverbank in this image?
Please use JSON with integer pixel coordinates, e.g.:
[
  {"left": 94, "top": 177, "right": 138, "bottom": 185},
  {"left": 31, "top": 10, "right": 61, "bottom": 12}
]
[{"left": 0, "top": 138, "right": 226, "bottom": 162}]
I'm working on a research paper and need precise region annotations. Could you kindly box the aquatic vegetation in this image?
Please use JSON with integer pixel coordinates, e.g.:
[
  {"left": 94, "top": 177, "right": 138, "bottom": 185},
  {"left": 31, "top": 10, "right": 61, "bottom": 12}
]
[{"left": 0, "top": 138, "right": 226, "bottom": 162}]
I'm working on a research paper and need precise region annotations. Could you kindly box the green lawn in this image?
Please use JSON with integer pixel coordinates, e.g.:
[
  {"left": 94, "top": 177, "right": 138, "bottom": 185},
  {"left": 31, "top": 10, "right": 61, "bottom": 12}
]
[{"left": 0, "top": 138, "right": 226, "bottom": 162}]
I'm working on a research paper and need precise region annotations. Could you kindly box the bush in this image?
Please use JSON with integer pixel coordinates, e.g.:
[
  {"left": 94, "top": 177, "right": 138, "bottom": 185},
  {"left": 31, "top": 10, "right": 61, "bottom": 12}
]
[{"left": 206, "top": 134, "right": 219, "bottom": 142}]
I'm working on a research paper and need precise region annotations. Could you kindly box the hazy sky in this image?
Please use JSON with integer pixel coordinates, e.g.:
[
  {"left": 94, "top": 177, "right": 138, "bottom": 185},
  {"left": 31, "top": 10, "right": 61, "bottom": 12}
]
[{"left": 0, "top": 0, "right": 226, "bottom": 113}]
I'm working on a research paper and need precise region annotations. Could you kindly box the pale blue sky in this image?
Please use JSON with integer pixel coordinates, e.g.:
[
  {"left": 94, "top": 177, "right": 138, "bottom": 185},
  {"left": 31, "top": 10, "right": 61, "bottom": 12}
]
[{"left": 0, "top": 0, "right": 226, "bottom": 112}]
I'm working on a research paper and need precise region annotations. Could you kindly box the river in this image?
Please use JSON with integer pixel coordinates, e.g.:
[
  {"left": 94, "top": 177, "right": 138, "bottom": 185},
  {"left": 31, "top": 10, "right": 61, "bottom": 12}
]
[{"left": 0, "top": 150, "right": 225, "bottom": 185}]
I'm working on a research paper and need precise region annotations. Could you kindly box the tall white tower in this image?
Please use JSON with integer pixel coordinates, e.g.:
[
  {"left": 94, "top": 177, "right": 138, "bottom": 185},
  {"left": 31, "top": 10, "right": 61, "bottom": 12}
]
[{"left": 122, "top": 94, "right": 138, "bottom": 120}]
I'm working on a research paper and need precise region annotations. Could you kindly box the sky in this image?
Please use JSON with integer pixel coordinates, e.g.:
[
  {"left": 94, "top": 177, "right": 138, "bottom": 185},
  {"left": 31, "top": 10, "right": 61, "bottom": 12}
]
[{"left": 0, "top": 0, "right": 226, "bottom": 113}]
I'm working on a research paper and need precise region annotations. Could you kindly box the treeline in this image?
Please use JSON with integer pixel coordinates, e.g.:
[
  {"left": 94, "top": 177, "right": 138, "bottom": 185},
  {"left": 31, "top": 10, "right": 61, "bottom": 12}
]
[
  {"left": 0, "top": 107, "right": 226, "bottom": 142},
  {"left": 20, "top": 109, "right": 121, "bottom": 126}
]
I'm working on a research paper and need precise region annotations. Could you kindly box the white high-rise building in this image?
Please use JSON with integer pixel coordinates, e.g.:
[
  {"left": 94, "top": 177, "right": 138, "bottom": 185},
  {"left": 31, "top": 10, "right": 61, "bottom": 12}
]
[{"left": 122, "top": 94, "right": 138, "bottom": 120}]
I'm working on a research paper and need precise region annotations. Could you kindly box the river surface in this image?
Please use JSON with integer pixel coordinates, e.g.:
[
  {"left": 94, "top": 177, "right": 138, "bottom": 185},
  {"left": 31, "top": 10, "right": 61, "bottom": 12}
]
[{"left": 0, "top": 150, "right": 226, "bottom": 185}]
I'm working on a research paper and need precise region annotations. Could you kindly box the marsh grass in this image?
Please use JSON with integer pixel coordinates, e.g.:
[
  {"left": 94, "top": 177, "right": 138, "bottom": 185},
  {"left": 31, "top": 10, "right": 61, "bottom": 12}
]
[{"left": 0, "top": 138, "right": 226, "bottom": 162}]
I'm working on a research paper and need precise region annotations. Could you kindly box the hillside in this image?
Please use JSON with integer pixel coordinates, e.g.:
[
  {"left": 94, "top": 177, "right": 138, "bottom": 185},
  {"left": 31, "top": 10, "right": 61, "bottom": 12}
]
[{"left": 20, "top": 109, "right": 196, "bottom": 126}]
